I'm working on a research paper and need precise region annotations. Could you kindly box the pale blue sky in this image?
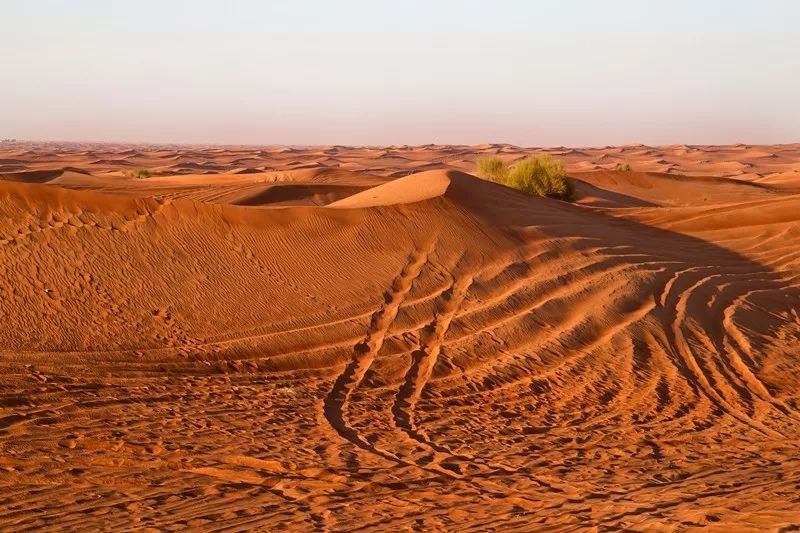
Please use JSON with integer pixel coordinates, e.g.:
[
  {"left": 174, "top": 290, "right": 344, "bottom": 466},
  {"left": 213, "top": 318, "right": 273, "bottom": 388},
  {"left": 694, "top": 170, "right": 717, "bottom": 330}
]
[{"left": 3, "top": 0, "right": 799, "bottom": 145}]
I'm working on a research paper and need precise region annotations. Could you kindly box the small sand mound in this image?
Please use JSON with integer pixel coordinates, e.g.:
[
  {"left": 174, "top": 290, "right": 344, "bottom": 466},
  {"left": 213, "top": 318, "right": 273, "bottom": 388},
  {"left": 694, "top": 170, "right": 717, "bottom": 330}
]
[{"left": 329, "top": 169, "right": 453, "bottom": 207}]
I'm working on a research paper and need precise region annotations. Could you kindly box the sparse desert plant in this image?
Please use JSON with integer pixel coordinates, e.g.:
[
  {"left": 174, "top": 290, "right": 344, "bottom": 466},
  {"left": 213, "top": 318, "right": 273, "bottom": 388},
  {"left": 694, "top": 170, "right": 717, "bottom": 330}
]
[
  {"left": 614, "top": 162, "right": 633, "bottom": 172},
  {"left": 475, "top": 155, "right": 573, "bottom": 201},
  {"left": 485, "top": 155, "right": 574, "bottom": 201},
  {"left": 507, "top": 156, "right": 573, "bottom": 200},
  {"left": 125, "top": 168, "right": 151, "bottom": 179},
  {"left": 476, "top": 156, "right": 509, "bottom": 183}
]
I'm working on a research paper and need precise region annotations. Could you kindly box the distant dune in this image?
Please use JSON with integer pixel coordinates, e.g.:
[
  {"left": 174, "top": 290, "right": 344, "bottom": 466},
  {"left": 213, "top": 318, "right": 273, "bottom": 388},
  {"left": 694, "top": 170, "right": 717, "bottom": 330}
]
[{"left": 1, "top": 143, "right": 800, "bottom": 531}]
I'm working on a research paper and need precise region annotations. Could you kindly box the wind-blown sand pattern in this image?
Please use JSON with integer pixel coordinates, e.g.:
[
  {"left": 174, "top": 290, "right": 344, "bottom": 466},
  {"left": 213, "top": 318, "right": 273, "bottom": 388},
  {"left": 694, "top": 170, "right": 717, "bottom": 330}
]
[{"left": 1, "top": 142, "right": 800, "bottom": 531}]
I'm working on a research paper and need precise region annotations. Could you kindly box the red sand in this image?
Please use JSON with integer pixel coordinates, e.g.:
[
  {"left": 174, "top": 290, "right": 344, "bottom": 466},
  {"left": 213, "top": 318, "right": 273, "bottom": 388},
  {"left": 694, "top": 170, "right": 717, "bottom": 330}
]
[{"left": 1, "top": 142, "right": 799, "bottom": 531}]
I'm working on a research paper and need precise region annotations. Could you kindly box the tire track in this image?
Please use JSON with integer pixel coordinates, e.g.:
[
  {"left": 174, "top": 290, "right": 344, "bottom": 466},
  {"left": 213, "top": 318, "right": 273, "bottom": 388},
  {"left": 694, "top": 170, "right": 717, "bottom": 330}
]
[
  {"left": 391, "top": 275, "right": 473, "bottom": 456},
  {"left": 323, "top": 243, "right": 432, "bottom": 452},
  {"left": 667, "top": 270, "right": 784, "bottom": 437},
  {"left": 721, "top": 285, "right": 800, "bottom": 421}
]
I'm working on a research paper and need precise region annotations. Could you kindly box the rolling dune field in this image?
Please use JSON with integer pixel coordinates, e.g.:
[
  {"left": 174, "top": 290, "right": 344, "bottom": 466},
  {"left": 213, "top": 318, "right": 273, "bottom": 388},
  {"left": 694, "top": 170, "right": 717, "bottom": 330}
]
[{"left": 1, "top": 142, "right": 800, "bottom": 531}]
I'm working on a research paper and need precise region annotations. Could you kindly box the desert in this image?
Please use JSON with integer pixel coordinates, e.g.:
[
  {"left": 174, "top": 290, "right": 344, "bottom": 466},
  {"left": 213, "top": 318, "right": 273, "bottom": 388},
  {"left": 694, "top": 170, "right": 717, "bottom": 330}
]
[{"left": 1, "top": 142, "right": 799, "bottom": 531}]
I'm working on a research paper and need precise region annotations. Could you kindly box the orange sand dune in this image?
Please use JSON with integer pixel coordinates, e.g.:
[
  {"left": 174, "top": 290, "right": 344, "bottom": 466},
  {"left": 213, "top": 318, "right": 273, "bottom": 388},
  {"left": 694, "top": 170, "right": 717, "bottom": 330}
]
[{"left": 1, "top": 143, "right": 800, "bottom": 531}]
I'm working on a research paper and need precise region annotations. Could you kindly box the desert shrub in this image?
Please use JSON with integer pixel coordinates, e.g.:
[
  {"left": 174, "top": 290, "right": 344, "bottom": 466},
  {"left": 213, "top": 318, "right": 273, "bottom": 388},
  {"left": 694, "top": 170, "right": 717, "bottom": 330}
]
[
  {"left": 475, "top": 155, "right": 573, "bottom": 201},
  {"left": 498, "top": 155, "right": 574, "bottom": 201},
  {"left": 507, "top": 156, "right": 573, "bottom": 200},
  {"left": 614, "top": 162, "right": 632, "bottom": 172},
  {"left": 125, "top": 168, "right": 151, "bottom": 179},
  {"left": 476, "top": 156, "right": 509, "bottom": 183}
]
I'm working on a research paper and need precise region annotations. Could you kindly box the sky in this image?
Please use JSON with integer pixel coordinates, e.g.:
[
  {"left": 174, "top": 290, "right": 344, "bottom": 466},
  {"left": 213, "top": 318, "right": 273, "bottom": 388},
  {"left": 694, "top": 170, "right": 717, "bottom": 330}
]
[{"left": 2, "top": 0, "right": 799, "bottom": 146}]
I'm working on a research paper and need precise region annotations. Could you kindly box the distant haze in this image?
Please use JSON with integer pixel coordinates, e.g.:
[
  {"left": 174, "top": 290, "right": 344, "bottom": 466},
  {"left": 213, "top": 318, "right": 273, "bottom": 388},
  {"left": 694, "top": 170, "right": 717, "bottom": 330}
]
[{"left": 3, "top": 0, "right": 799, "bottom": 146}]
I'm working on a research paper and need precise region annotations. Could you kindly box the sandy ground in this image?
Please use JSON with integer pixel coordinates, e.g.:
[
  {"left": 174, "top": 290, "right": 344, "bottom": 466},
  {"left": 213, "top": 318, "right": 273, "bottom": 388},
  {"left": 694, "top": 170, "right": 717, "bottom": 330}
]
[{"left": 1, "top": 142, "right": 800, "bottom": 531}]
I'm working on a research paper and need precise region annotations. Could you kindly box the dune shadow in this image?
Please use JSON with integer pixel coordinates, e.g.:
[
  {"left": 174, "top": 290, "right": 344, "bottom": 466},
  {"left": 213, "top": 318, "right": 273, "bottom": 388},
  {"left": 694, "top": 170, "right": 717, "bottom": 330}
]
[
  {"left": 235, "top": 184, "right": 368, "bottom": 206},
  {"left": 571, "top": 178, "right": 660, "bottom": 208}
]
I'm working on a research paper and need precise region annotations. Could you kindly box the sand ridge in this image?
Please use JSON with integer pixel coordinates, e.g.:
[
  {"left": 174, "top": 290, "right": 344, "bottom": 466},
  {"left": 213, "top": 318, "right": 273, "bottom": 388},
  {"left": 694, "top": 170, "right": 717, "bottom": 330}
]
[{"left": 1, "top": 143, "right": 800, "bottom": 531}]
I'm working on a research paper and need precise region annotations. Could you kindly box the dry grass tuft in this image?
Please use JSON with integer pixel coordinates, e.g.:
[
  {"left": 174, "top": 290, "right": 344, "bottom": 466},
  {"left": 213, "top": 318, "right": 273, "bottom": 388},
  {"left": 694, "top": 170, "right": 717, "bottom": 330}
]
[
  {"left": 475, "top": 155, "right": 574, "bottom": 201},
  {"left": 124, "top": 169, "right": 152, "bottom": 179},
  {"left": 477, "top": 156, "right": 509, "bottom": 183}
]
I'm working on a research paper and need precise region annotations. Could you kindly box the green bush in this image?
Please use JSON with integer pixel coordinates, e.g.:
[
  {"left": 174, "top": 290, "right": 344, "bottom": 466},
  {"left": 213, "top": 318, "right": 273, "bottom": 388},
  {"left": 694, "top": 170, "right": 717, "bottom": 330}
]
[
  {"left": 476, "top": 156, "right": 509, "bottom": 183},
  {"left": 475, "top": 155, "right": 574, "bottom": 201},
  {"left": 614, "top": 162, "right": 632, "bottom": 172},
  {"left": 125, "top": 168, "right": 151, "bottom": 179}
]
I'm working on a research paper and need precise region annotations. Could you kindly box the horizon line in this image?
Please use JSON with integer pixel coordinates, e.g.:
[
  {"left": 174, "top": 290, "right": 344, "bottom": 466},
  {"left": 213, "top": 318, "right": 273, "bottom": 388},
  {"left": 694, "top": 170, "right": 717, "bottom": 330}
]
[{"left": 4, "top": 138, "right": 800, "bottom": 150}]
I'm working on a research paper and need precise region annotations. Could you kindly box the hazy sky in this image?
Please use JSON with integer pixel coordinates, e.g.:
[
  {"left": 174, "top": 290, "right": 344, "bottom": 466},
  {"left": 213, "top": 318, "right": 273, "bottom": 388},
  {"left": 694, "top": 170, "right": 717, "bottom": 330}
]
[{"left": 3, "top": 0, "right": 799, "bottom": 146}]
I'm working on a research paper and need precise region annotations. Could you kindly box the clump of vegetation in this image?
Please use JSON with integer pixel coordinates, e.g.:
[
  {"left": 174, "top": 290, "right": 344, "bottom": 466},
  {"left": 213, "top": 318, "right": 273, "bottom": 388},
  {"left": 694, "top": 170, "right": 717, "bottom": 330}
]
[
  {"left": 507, "top": 156, "right": 574, "bottom": 200},
  {"left": 125, "top": 168, "right": 151, "bottom": 179},
  {"left": 614, "top": 162, "right": 633, "bottom": 172},
  {"left": 477, "top": 156, "right": 509, "bottom": 183},
  {"left": 475, "top": 155, "right": 574, "bottom": 201}
]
